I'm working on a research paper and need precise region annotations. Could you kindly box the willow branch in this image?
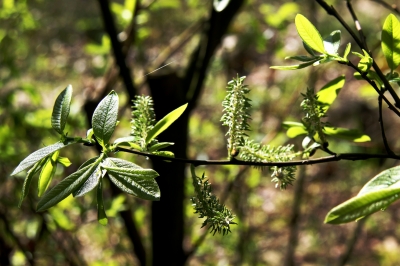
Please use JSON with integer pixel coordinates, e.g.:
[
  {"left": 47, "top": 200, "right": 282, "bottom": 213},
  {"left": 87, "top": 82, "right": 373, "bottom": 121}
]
[
  {"left": 114, "top": 147, "right": 400, "bottom": 167},
  {"left": 346, "top": 0, "right": 369, "bottom": 50},
  {"left": 378, "top": 95, "right": 395, "bottom": 155}
]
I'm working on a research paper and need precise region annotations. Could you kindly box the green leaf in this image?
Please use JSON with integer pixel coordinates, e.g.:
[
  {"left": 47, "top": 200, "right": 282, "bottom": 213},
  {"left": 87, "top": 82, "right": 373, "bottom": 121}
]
[
  {"left": 72, "top": 156, "right": 104, "bottom": 197},
  {"left": 38, "top": 151, "right": 59, "bottom": 197},
  {"left": 113, "top": 136, "right": 136, "bottom": 146},
  {"left": 145, "top": 103, "right": 188, "bottom": 144},
  {"left": 148, "top": 142, "right": 174, "bottom": 152},
  {"left": 284, "top": 55, "right": 318, "bottom": 62},
  {"left": 37, "top": 163, "right": 99, "bottom": 212},
  {"left": 286, "top": 126, "right": 308, "bottom": 138},
  {"left": 295, "top": 14, "right": 326, "bottom": 54},
  {"left": 102, "top": 164, "right": 159, "bottom": 180},
  {"left": 358, "top": 166, "right": 400, "bottom": 195},
  {"left": 57, "top": 157, "right": 72, "bottom": 167},
  {"left": 18, "top": 159, "right": 46, "bottom": 208},
  {"left": 324, "top": 186, "right": 400, "bottom": 224},
  {"left": 97, "top": 178, "right": 108, "bottom": 226},
  {"left": 270, "top": 58, "right": 320, "bottom": 70},
  {"left": 382, "top": 14, "right": 400, "bottom": 70},
  {"left": 323, "top": 30, "right": 341, "bottom": 55},
  {"left": 303, "top": 42, "right": 316, "bottom": 56},
  {"left": 92, "top": 91, "right": 119, "bottom": 147},
  {"left": 152, "top": 151, "right": 175, "bottom": 160},
  {"left": 343, "top": 43, "right": 351, "bottom": 59},
  {"left": 51, "top": 85, "right": 73, "bottom": 135},
  {"left": 11, "top": 140, "right": 76, "bottom": 176},
  {"left": 353, "top": 50, "right": 373, "bottom": 72},
  {"left": 323, "top": 127, "right": 371, "bottom": 142},
  {"left": 105, "top": 158, "right": 160, "bottom": 201},
  {"left": 316, "top": 75, "right": 345, "bottom": 113},
  {"left": 213, "top": 0, "right": 230, "bottom": 12}
]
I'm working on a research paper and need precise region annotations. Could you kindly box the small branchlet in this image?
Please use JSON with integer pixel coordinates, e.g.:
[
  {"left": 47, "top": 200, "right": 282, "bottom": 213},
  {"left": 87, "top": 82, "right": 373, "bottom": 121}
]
[
  {"left": 301, "top": 88, "right": 328, "bottom": 144},
  {"left": 131, "top": 95, "right": 156, "bottom": 150},
  {"left": 221, "top": 76, "right": 251, "bottom": 159},
  {"left": 240, "top": 139, "right": 297, "bottom": 189},
  {"left": 190, "top": 165, "right": 236, "bottom": 235}
]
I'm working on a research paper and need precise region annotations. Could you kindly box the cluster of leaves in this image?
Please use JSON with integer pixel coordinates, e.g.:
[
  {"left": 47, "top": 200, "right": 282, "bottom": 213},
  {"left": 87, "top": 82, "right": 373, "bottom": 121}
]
[
  {"left": 11, "top": 86, "right": 189, "bottom": 225},
  {"left": 190, "top": 165, "right": 236, "bottom": 235},
  {"left": 273, "top": 12, "right": 400, "bottom": 225}
]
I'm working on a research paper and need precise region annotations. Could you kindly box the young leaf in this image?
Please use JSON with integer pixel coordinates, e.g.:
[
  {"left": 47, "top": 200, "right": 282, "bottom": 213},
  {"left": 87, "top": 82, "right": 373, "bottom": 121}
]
[
  {"left": 358, "top": 166, "right": 400, "bottom": 195},
  {"left": 270, "top": 58, "right": 320, "bottom": 70},
  {"left": 113, "top": 136, "right": 136, "bottom": 146},
  {"left": 323, "top": 127, "right": 371, "bottom": 142},
  {"left": 324, "top": 186, "right": 400, "bottom": 224},
  {"left": 145, "top": 103, "right": 188, "bottom": 144},
  {"left": 353, "top": 50, "right": 373, "bottom": 72},
  {"left": 295, "top": 14, "right": 326, "bottom": 54},
  {"left": 105, "top": 158, "right": 160, "bottom": 201},
  {"left": 148, "top": 142, "right": 174, "bottom": 152},
  {"left": 51, "top": 85, "right": 73, "bottom": 135},
  {"left": 38, "top": 151, "right": 60, "bottom": 197},
  {"left": 37, "top": 163, "right": 98, "bottom": 212},
  {"left": 72, "top": 156, "right": 104, "bottom": 197},
  {"left": 18, "top": 159, "right": 46, "bottom": 207},
  {"left": 343, "top": 43, "right": 351, "bottom": 60},
  {"left": 57, "top": 157, "right": 72, "bottom": 167},
  {"left": 316, "top": 75, "right": 345, "bottom": 113},
  {"left": 102, "top": 165, "right": 159, "bottom": 180},
  {"left": 381, "top": 14, "right": 400, "bottom": 70},
  {"left": 323, "top": 30, "right": 341, "bottom": 55},
  {"left": 97, "top": 178, "right": 108, "bottom": 226},
  {"left": 11, "top": 140, "right": 76, "bottom": 176},
  {"left": 92, "top": 91, "right": 119, "bottom": 147},
  {"left": 152, "top": 151, "right": 175, "bottom": 159},
  {"left": 284, "top": 55, "right": 318, "bottom": 62}
]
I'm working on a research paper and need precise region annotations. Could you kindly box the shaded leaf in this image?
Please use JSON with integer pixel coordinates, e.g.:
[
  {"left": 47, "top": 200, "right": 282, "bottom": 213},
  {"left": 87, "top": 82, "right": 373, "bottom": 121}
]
[
  {"left": 11, "top": 140, "right": 76, "bottom": 176},
  {"left": 295, "top": 14, "right": 326, "bottom": 54},
  {"left": 19, "top": 159, "right": 46, "bottom": 207},
  {"left": 106, "top": 158, "right": 160, "bottom": 201},
  {"left": 92, "top": 91, "right": 119, "bottom": 146},
  {"left": 382, "top": 14, "right": 400, "bottom": 70},
  {"left": 102, "top": 164, "right": 159, "bottom": 180},
  {"left": 97, "top": 178, "right": 108, "bottom": 226},
  {"left": 37, "top": 163, "right": 98, "bottom": 212},
  {"left": 51, "top": 85, "right": 73, "bottom": 134},
  {"left": 113, "top": 136, "right": 136, "bottom": 146},
  {"left": 146, "top": 103, "right": 188, "bottom": 144},
  {"left": 284, "top": 55, "right": 318, "bottom": 62}
]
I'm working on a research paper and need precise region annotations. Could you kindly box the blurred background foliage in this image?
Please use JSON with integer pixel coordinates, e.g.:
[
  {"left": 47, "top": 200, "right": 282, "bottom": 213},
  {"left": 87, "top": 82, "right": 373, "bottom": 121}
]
[{"left": 1, "top": 0, "right": 400, "bottom": 265}]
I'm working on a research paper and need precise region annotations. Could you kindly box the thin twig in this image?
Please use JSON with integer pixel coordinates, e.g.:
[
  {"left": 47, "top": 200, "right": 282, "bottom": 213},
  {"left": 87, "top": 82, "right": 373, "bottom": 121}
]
[
  {"left": 346, "top": 0, "right": 369, "bottom": 50},
  {"left": 378, "top": 95, "right": 395, "bottom": 155}
]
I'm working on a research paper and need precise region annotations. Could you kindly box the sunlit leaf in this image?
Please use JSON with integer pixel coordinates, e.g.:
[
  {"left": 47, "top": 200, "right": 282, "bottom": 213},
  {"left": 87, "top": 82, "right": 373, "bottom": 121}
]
[
  {"left": 382, "top": 14, "right": 400, "bottom": 70},
  {"left": 148, "top": 142, "right": 174, "bottom": 152},
  {"left": 317, "top": 75, "right": 345, "bottom": 113},
  {"left": 284, "top": 55, "right": 318, "bottom": 62},
  {"left": 213, "top": 0, "right": 230, "bottom": 12},
  {"left": 145, "top": 103, "right": 188, "bottom": 144},
  {"left": 287, "top": 126, "right": 308, "bottom": 138},
  {"left": 353, "top": 50, "right": 373, "bottom": 72},
  {"left": 57, "top": 157, "right": 71, "bottom": 167},
  {"left": 270, "top": 58, "right": 320, "bottom": 70},
  {"left": 295, "top": 14, "right": 326, "bottom": 54},
  {"left": 343, "top": 43, "right": 351, "bottom": 59},
  {"left": 51, "top": 85, "right": 72, "bottom": 135},
  {"left": 113, "top": 136, "right": 136, "bottom": 146},
  {"left": 105, "top": 158, "right": 160, "bottom": 200},
  {"left": 37, "top": 163, "right": 98, "bottom": 212},
  {"left": 38, "top": 151, "right": 59, "bottom": 197},
  {"left": 11, "top": 140, "right": 76, "bottom": 176},
  {"left": 358, "top": 166, "right": 400, "bottom": 195},
  {"left": 102, "top": 163, "right": 159, "bottom": 180},
  {"left": 323, "top": 127, "right": 371, "bottom": 142},
  {"left": 324, "top": 185, "right": 400, "bottom": 224},
  {"left": 92, "top": 91, "right": 119, "bottom": 147},
  {"left": 323, "top": 30, "right": 341, "bottom": 55}
]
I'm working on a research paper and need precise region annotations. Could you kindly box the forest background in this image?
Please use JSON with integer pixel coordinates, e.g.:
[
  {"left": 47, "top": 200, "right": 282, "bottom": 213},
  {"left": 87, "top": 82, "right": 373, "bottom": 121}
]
[{"left": 1, "top": 0, "right": 400, "bottom": 265}]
